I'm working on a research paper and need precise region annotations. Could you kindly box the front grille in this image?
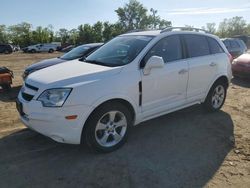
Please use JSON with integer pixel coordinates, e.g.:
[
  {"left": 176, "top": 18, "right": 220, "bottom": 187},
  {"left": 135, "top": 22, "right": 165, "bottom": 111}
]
[{"left": 22, "top": 92, "right": 34, "bottom": 101}]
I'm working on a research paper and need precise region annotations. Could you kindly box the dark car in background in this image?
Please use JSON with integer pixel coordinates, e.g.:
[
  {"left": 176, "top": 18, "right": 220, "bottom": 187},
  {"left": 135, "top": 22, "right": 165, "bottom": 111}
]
[
  {"left": 22, "top": 43, "right": 103, "bottom": 80},
  {"left": 222, "top": 38, "right": 247, "bottom": 58},
  {"left": 0, "top": 44, "right": 13, "bottom": 54}
]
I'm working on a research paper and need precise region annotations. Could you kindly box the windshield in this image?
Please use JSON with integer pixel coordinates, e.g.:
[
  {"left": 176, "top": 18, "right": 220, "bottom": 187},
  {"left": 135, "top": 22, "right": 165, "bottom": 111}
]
[
  {"left": 85, "top": 35, "right": 153, "bottom": 67},
  {"left": 60, "top": 46, "right": 91, "bottom": 60}
]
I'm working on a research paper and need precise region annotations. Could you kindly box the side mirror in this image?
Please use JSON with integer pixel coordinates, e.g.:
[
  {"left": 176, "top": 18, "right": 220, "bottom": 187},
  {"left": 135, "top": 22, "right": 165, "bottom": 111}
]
[{"left": 143, "top": 56, "right": 164, "bottom": 75}]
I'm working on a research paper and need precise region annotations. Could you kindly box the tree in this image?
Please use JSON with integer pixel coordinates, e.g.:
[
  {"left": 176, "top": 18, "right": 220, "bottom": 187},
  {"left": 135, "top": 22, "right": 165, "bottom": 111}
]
[
  {"left": 92, "top": 21, "right": 103, "bottom": 42},
  {"left": 116, "top": 0, "right": 148, "bottom": 31},
  {"left": 103, "top": 22, "right": 124, "bottom": 41},
  {"left": 217, "top": 17, "right": 248, "bottom": 37},
  {"left": 202, "top": 23, "right": 216, "bottom": 34},
  {"left": 148, "top": 8, "right": 171, "bottom": 29},
  {"left": 8, "top": 22, "right": 32, "bottom": 47},
  {"left": 115, "top": 0, "right": 171, "bottom": 31},
  {"left": 57, "top": 28, "right": 69, "bottom": 44},
  {"left": 68, "top": 29, "right": 79, "bottom": 45},
  {"left": 0, "top": 25, "right": 9, "bottom": 43}
]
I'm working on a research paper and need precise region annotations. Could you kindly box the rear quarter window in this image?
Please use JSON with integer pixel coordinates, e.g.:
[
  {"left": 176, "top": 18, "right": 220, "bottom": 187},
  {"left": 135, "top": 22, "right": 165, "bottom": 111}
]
[
  {"left": 184, "top": 35, "right": 210, "bottom": 58},
  {"left": 207, "top": 37, "right": 224, "bottom": 54}
]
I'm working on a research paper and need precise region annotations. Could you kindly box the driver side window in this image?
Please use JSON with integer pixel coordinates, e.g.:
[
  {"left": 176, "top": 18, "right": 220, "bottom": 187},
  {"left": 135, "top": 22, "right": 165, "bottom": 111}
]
[{"left": 144, "top": 35, "right": 182, "bottom": 64}]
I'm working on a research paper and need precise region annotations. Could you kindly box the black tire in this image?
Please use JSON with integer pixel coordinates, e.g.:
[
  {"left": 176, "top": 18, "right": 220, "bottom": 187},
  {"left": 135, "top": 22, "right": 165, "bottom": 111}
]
[
  {"left": 203, "top": 80, "right": 227, "bottom": 112},
  {"left": 4, "top": 50, "right": 10, "bottom": 54},
  {"left": 31, "top": 49, "right": 36, "bottom": 53},
  {"left": 48, "top": 49, "right": 54, "bottom": 53},
  {"left": 83, "top": 102, "right": 132, "bottom": 153},
  {"left": 1, "top": 84, "right": 11, "bottom": 90}
]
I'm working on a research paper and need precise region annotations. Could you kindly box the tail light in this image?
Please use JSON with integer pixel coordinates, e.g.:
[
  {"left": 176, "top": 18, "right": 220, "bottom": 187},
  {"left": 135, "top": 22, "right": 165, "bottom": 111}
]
[{"left": 227, "top": 53, "right": 233, "bottom": 63}]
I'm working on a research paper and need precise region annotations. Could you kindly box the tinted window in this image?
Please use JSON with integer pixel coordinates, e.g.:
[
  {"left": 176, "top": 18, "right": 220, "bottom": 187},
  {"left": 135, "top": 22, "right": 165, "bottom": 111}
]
[
  {"left": 144, "top": 35, "right": 182, "bottom": 63},
  {"left": 207, "top": 37, "right": 224, "bottom": 54},
  {"left": 223, "top": 40, "right": 230, "bottom": 48},
  {"left": 60, "top": 46, "right": 91, "bottom": 60},
  {"left": 230, "top": 40, "right": 240, "bottom": 48},
  {"left": 184, "top": 35, "right": 210, "bottom": 57}
]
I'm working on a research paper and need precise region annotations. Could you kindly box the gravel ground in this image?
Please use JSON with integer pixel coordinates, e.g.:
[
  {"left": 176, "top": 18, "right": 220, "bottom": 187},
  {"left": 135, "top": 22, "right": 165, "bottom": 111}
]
[{"left": 0, "top": 52, "right": 249, "bottom": 188}]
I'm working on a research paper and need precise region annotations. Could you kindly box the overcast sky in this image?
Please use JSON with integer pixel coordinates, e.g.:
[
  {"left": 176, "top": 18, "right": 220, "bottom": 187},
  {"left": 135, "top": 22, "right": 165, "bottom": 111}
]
[{"left": 1, "top": 0, "right": 250, "bottom": 30}]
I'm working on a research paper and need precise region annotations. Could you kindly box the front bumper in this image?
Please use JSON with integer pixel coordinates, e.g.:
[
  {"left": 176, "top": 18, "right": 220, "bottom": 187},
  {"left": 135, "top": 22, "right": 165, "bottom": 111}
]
[{"left": 17, "top": 93, "right": 93, "bottom": 144}]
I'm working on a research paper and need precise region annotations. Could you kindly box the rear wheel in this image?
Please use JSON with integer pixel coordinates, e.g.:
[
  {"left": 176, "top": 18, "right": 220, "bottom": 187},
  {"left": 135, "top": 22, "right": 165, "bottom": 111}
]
[
  {"left": 48, "top": 49, "right": 54, "bottom": 53},
  {"left": 4, "top": 50, "right": 10, "bottom": 54},
  {"left": 83, "top": 102, "right": 132, "bottom": 153},
  {"left": 31, "top": 49, "right": 36, "bottom": 53},
  {"left": 203, "top": 80, "right": 227, "bottom": 112}
]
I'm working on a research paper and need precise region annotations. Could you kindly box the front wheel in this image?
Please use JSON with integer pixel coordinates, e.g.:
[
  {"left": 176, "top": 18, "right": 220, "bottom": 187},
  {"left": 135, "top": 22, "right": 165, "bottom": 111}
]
[
  {"left": 203, "top": 81, "right": 227, "bottom": 112},
  {"left": 83, "top": 102, "right": 132, "bottom": 153}
]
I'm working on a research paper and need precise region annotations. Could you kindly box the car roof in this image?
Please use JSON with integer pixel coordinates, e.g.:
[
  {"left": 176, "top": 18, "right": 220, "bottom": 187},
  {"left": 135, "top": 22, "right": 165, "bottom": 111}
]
[{"left": 121, "top": 28, "right": 217, "bottom": 39}]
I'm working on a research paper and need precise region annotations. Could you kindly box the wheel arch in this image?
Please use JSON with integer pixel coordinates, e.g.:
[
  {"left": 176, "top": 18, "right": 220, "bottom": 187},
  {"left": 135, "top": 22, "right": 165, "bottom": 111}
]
[
  {"left": 204, "top": 74, "right": 230, "bottom": 102},
  {"left": 80, "top": 97, "right": 137, "bottom": 143}
]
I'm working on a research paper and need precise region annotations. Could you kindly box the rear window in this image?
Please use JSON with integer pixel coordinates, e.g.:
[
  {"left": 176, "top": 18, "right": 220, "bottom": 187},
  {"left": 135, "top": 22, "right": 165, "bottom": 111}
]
[
  {"left": 207, "top": 37, "right": 224, "bottom": 54},
  {"left": 184, "top": 35, "right": 210, "bottom": 58},
  {"left": 230, "top": 40, "right": 240, "bottom": 48}
]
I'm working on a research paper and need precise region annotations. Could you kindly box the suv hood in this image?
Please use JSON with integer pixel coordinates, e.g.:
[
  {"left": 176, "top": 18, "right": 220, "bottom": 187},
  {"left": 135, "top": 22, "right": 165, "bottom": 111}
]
[
  {"left": 26, "top": 58, "right": 66, "bottom": 72},
  {"left": 26, "top": 59, "right": 123, "bottom": 87}
]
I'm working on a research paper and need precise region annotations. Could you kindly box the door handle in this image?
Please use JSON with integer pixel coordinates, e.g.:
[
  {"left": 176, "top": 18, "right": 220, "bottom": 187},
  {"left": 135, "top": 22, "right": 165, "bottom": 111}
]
[
  {"left": 210, "top": 62, "right": 217, "bottom": 67},
  {"left": 178, "top": 69, "right": 188, "bottom": 74}
]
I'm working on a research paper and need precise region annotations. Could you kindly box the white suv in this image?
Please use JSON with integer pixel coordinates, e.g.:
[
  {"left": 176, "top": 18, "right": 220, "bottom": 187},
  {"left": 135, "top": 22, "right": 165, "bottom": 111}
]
[{"left": 17, "top": 27, "right": 232, "bottom": 152}]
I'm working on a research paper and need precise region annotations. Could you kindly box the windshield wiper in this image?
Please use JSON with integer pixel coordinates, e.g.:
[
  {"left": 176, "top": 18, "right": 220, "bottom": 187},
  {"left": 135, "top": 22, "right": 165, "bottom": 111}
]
[{"left": 81, "top": 59, "right": 110, "bottom": 67}]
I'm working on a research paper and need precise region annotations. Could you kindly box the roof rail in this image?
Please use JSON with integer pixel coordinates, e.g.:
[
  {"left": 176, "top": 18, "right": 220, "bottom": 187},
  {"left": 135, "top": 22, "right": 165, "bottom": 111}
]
[
  {"left": 125, "top": 29, "right": 152, "bottom": 33},
  {"left": 160, "top": 27, "right": 209, "bottom": 34}
]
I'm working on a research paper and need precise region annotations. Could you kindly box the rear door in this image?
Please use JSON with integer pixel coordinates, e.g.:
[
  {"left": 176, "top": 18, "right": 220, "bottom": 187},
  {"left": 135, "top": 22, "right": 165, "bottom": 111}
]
[{"left": 183, "top": 34, "right": 218, "bottom": 102}]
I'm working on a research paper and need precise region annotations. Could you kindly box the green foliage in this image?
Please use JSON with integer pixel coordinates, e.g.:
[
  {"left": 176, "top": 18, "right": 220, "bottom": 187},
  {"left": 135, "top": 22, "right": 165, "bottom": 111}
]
[
  {"left": 8, "top": 22, "right": 32, "bottom": 47},
  {"left": 115, "top": 0, "right": 171, "bottom": 31},
  {"left": 0, "top": 25, "right": 9, "bottom": 43},
  {"left": 202, "top": 23, "right": 216, "bottom": 34},
  {"left": 216, "top": 17, "right": 249, "bottom": 37}
]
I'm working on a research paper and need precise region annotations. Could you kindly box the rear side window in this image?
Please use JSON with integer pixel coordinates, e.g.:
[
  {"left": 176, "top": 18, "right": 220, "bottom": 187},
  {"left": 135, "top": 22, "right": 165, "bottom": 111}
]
[
  {"left": 223, "top": 40, "right": 230, "bottom": 48},
  {"left": 184, "top": 35, "right": 210, "bottom": 58},
  {"left": 144, "top": 35, "right": 182, "bottom": 63},
  {"left": 207, "top": 37, "right": 224, "bottom": 54},
  {"left": 230, "top": 40, "right": 240, "bottom": 48}
]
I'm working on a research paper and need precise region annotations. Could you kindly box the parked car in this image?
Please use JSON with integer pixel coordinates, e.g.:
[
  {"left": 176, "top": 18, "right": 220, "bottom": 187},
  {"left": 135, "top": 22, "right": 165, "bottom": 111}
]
[
  {"left": 17, "top": 28, "right": 232, "bottom": 152},
  {"left": 232, "top": 53, "right": 250, "bottom": 79},
  {"left": 60, "top": 45, "right": 75, "bottom": 52},
  {"left": 13, "top": 45, "right": 21, "bottom": 52},
  {"left": 22, "top": 43, "right": 103, "bottom": 80},
  {"left": 0, "top": 67, "right": 13, "bottom": 90},
  {"left": 0, "top": 44, "right": 13, "bottom": 54},
  {"left": 24, "top": 43, "right": 58, "bottom": 53},
  {"left": 222, "top": 38, "right": 247, "bottom": 58}
]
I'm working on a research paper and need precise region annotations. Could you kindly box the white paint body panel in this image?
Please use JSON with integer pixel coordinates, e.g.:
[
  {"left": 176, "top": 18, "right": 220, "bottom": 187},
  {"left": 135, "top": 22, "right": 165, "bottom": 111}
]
[{"left": 18, "top": 31, "right": 232, "bottom": 144}]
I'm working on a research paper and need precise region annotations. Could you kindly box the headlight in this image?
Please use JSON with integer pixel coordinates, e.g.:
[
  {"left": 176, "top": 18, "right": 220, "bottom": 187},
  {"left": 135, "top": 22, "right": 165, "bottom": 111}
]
[
  {"left": 38, "top": 88, "right": 72, "bottom": 107},
  {"left": 232, "top": 60, "right": 237, "bottom": 65}
]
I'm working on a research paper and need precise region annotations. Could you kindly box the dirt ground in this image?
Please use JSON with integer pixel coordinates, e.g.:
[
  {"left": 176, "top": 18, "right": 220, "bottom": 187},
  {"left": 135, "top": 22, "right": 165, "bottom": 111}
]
[{"left": 0, "top": 52, "right": 249, "bottom": 188}]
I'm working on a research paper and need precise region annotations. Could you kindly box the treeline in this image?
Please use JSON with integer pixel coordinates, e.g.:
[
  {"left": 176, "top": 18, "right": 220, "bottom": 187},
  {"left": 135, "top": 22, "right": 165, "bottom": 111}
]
[
  {"left": 0, "top": 0, "right": 170, "bottom": 47},
  {"left": 1, "top": 0, "right": 250, "bottom": 47}
]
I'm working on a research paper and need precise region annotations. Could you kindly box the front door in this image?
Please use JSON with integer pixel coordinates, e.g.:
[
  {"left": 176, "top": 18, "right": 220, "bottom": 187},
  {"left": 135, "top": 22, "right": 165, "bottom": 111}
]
[{"left": 141, "top": 35, "right": 188, "bottom": 118}]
